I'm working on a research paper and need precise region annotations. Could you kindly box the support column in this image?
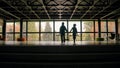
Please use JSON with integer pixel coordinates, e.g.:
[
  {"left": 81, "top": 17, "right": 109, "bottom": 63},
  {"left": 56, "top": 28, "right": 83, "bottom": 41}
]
[
  {"left": 67, "top": 20, "right": 69, "bottom": 41},
  {"left": 96, "top": 19, "right": 104, "bottom": 41},
  {"left": 53, "top": 20, "right": 55, "bottom": 41},
  {"left": 98, "top": 19, "right": 101, "bottom": 38},
  {"left": 2, "top": 19, "right": 6, "bottom": 39},
  {"left": 20, "top": 18, "right": 23, "bottom": 38},
  {"left": 115, "top": 18, "right": 118, "bottom": 40}
]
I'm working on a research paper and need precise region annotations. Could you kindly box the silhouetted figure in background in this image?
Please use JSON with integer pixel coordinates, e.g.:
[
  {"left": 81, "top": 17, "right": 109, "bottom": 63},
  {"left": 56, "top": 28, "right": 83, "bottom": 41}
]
[
  {"left": 60, "top": 22, "right": 67, "bottom": 43},
  {"left": 70, "top": 24, "right": 77, "bottom": 44}
]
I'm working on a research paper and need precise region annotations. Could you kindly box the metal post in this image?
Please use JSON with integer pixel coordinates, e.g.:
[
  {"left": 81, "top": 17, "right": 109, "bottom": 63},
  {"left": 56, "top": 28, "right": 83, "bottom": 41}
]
[
  {"left": 20, "top": 18, "right": 23, "bottom": 38},
  {"left": 115, "top": 18, "right": 118, "bottom": 40},
  {"left": 2, "top": 19, "right": 6, "bottom": 39},
  {"left": 98, "top": 19, "right": 101, "bottom": 38}
]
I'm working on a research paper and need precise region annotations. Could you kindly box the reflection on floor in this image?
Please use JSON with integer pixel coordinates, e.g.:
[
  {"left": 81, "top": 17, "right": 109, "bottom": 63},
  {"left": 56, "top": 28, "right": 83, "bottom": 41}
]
[{"left": 0, "top": 40, "right": 119, "bottom": 46}]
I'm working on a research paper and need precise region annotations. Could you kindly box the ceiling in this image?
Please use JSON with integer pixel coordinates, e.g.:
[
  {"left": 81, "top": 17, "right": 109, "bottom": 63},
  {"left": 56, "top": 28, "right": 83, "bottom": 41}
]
[{"left": 0, "top": 0, "right": 120, "bottom": 20}]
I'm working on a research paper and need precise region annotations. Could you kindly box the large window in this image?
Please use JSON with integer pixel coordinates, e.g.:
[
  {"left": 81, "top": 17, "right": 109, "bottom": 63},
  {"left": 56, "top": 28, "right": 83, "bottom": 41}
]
[{"left": 5, "top": 19, "right": 116, "bottom": 41}]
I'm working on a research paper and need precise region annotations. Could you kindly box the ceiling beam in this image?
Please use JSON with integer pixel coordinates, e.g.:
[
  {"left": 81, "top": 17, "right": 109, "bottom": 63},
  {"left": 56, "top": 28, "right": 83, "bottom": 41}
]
[
  {"left": 80, "top": 0, "right": 99, "bottom": 19},
  {"left": 21, "top": 0, "right": 40, "bottom": 19},
  {"left": 91, "top": 0, "right": 118, "bottom": 19},
  {"left": 69, "top": 0, "right": 80, "bottom": 19},
  {"left": 38, "top": 0, "right": 51, "bottom": 19},
  {"left": 0, "top": 7, "right": 20, "bottom": 19},
  {"left": 108, "top": 13, "right": 120, "bottom": 19},
  {"left": 101, "top": 7, "right": 120, "bottom": 19},
  {"left": 2, "top": 0, "right": 30, "bottom": 19}
]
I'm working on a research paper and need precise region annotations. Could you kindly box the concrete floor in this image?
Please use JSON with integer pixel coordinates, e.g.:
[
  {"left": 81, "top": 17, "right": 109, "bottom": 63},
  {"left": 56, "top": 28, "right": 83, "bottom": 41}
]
[{"left": 0, "top": 40, "right": 118, "bottom": 46}]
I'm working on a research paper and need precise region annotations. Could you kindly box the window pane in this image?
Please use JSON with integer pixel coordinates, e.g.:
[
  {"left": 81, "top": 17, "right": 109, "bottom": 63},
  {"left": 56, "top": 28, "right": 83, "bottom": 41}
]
[
  {"left": 23, "top": 21, "right": 27, "bottom": 38},
  {"left": 82, "top": 21, "right": 94, "bottom": 32},
  {"left": 108, "top": 21, "right": 115, "bottom": 32},
  {"left": 82, "top": 33, "right": 94, "bottom": 41},
  {"left": 28, "top": 21, "right": 39, "bottom": 32},
  {"left": 55, "top": 21, "right": 67, "bottom": 32},
  {"left": 55, "top": 33, "right": 61, "bottom": 41},
  {"left": 23, "top": 21, "right": 26, "bottom": 32},
  {"left": 41, "top": 33, "right": 53, "bottom": 41},
  {"left": 101, "top": 21, "right": 106, "bottom": 32},
  {"left": 6, "top": 22, "right": 14, "bottom": 32},
  {"left": 95, "top": 33, "right": 99, "bottom": 38},
  {"left": 22, "top": 33, "right": 26, "bottom": 38},
  {"left": 6, "top": 34, "right": 13, "bottom": 41},
  {"left": 0, "top": 26, "right": 2, "bottom": 33},
  {"left": 15, "top": 34, "right": 20, "bottom": 41},
  {"left": 41, "top": 21, "right": 53, "bottom": 32},
  {"left": 28, "top": 34, "right": 39, "bottom": 41},
  {"left": 15, "top": 22, "right": 20, "bottom": 32},
  {"left": 0, "top": 18, "right": 3, "bottom": 26},
  {"left": 101, "top": 33, "right": 107, "bottom": 40},
  {"left": 95, "top": 21, "right": 98, "bottom": 32}
]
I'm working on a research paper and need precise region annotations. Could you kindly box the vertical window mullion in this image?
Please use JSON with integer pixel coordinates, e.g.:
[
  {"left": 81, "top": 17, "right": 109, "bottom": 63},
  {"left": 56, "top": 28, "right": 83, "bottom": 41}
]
[
  {"left": 26, "top": 21, "right": 28, "bottom": 41},
  {"left": 13, "top": 20, "right": 15, "bottom": 41},
  {"left": 53, "top": 20, "right": 55, "bottom": 41},
  {"left": 106, "top": 20, "right": 108, "bottom": 41},
  {"left": 80, "top": 20, "right": 82, "bottom": 41},
  {"left": 93, "top": 20, "right": 95, "bottom": 41},
  {"left": 67, "top": 20, "right": 69, "bottom": 41},
  {"left": 39, "top": 20, "right": 41, "bottom": 41}
]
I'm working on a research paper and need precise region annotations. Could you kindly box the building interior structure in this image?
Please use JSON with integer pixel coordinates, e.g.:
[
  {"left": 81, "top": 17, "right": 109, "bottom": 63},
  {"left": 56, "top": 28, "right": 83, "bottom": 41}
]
[{"left": 0, "top": 0, "right": 120, "bottom": 68}]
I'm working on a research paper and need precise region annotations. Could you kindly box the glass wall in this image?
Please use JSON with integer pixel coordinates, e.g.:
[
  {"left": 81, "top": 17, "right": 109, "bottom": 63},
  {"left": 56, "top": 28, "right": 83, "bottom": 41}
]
[
  {"left": 82, "top": 21, "right": 94, "bottom": 41},
  {"left": 41, "top": 20, "right": 53, "bottom": 41},
  {"left": 5, "top": 19, "right": 116, "bottom": 41},
  {"left": 27, "top": 21, "right": 39, "bottom": 41}
]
